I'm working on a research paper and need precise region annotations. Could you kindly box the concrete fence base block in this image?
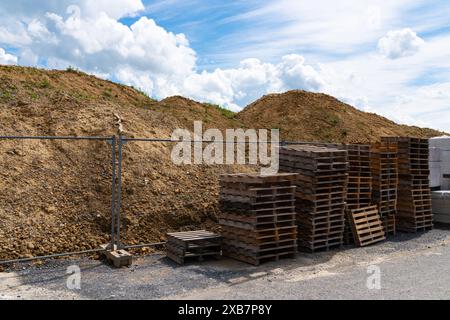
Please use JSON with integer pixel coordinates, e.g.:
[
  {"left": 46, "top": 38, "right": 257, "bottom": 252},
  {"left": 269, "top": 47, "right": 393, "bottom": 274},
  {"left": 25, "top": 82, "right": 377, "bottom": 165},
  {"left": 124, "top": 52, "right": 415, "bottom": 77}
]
[{"left": 100, "top": 244, "right": 133, "bottom": 268}]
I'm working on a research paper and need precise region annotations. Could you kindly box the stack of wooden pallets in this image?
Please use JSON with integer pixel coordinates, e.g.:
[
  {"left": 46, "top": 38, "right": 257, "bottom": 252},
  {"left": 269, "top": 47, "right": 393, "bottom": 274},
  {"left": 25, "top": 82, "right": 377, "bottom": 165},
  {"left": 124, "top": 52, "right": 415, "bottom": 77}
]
[
  {"left": 219, "top": 173, "right": 298, "bottom": 265},
  {"left": 279, "top": 145, "right": 348, "bottom": 252},
  {"left": 345, "top": 144, "right": 372, "bottom": 209},
  {"left": 166, "top": 230, "right": 222, "bottom": 265},
  {"left": 342, "top": 144, "right": 372, "bottom": 244},
  {"left": 382, "top": 137, "right": 433, "bottom": 232},
  {"left": 371, "top": 141, "right": 398, "bottom": 236}
]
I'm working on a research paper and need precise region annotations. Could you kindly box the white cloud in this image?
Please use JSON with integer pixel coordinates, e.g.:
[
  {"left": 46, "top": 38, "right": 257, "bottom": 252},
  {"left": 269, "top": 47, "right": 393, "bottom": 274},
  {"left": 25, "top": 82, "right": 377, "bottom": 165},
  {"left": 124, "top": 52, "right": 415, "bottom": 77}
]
[
  {"left": 366, "top": 6, "right": 382, "bottom": 30},
  {"left": 0, "top": 48, "right": 17, "bottom": 65},
  {"left": 0, "top": 1, "right": 195, "bottom": 98},
  {"left": 115, "top": 53, "right": 329, "bottom": 112},
  {"left": 179, "top": 55, "right": 328, "bottom": 111},
  {"left": 116, "top": 67, "right": 154, "bottom": 94},
  {"left": 0, "top": 0, "right": 145, "bottom": 46},
  {"left": 211, "top": 0, "right": 420, "bottom": 62},
  {"left": 383, "top": 83, "right": 450, "bottom": 131},
  {"left": 78, "top": 0, "right": 144, "bottom": 19},
  {"left": 321, "top": 30, "right": 450, "bottom": 132},
  {"left": 378, "top": 28, "right": 425, "bottom": 59},
  {"left": 419, "top": 83, "right": 450, "bottom": 99},
  {"left": 0, "top": 0, "right": 144, "bottom": 20}
]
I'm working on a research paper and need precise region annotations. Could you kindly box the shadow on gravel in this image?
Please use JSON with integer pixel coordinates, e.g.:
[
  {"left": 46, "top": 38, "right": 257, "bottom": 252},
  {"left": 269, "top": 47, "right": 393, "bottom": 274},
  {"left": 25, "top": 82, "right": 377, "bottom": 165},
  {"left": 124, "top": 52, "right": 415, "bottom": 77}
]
[
  {"left": 2, "top": 262, "right": 107, "bottom": 290},
  {"left": 389, "top": 227, "right": 449, "bottom": 244},
  {"left": 389, "top": 232, "right": 428, "bottom": 243},
  {"left": 158, "top": 249, "right": 340, "bottom": 287}
]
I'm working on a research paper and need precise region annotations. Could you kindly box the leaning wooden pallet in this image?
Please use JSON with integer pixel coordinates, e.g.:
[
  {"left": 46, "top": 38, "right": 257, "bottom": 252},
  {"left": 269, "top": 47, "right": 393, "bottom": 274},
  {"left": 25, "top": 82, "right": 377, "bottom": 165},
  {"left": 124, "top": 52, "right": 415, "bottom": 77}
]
[
  {"left": 219, "top": 173, "right": 298, "bottom": 266},
  {"left": 348, "top": 205, "right": 386, "bottom": 247}
]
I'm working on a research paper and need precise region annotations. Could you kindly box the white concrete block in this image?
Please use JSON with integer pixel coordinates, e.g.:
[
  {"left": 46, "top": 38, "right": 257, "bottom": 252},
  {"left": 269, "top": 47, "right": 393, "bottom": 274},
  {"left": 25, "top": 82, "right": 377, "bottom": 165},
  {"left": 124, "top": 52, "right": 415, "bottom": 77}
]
[
  {"left": 441, "top": 151, "right": 450, "bottom": 163},
  {"left": 430, "top": 162, "right": 441, "bottom": 188},
  {"left": 432, "top": 191, "right": 450, "bottom": 215},
  {"left": 429, "top": 136, "right": 450, "bottom": 149},
  {"left": 430, "top": 148, "right": 441, "bottom": 162},
  {"left": 442, "top": 178, "right": 450, "bottom": 190},
  {"left": 441, "top": 161, "right": 450, "bottom": 173},
  {"left": 431, "top": 190, "right": 450, "bottom": 198}
]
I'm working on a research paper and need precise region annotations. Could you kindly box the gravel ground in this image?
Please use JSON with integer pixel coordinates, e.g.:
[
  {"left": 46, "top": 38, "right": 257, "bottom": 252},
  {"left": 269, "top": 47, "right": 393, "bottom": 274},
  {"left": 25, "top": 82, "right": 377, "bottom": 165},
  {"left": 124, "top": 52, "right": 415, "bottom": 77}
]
[{"left": 1, "top": 226, "right": 450, "bottom": 300}]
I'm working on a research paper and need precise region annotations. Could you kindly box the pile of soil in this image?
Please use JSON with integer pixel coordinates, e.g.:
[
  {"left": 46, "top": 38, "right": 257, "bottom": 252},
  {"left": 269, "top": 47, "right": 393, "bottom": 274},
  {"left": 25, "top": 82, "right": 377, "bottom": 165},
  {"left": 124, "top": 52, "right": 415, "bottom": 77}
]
[
  {"left": 0, "top": 66, "right": 443, "bottom": 261},
  {"left": 237, "top": 90, "right": 443, "bottom": 143}
]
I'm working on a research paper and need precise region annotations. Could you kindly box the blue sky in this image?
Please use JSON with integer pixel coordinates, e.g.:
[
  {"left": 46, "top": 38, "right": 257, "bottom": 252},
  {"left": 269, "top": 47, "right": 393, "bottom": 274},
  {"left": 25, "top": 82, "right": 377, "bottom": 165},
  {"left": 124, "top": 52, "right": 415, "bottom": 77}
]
[{"left": 0, "top": 0, "right": 449, "bottom": 131}]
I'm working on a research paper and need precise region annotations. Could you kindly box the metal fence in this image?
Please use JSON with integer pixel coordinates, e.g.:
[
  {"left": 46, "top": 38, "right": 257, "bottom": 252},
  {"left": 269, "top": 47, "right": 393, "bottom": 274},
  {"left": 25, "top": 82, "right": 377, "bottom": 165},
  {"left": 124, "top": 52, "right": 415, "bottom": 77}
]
[
  {"left": 115, "top": 136, "right": 261, "bottom": 251},
  {"left": 0, "top": 135, "right": 331, "bottom": 265}
]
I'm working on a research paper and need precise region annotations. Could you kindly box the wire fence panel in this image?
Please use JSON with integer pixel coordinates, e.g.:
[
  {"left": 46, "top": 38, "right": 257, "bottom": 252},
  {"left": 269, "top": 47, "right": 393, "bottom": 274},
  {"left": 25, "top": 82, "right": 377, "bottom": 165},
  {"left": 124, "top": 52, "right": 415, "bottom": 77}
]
[
  {"left": 116, "top": 138, "right": 276, "bottom": 252},
  {"left": 0, "top": 136, "right": 115, "bottom": 264},
  {"left": 0, "top": 134, "right": 320, "bottom": 264}
]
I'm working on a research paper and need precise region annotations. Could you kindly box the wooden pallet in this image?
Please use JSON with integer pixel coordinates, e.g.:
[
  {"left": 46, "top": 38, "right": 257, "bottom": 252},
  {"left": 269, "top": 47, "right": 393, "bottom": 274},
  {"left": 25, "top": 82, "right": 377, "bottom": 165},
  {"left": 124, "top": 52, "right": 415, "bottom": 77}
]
[
  {"left": 396, "top": 221, "right": 433, "bottom": 233},
  {"left": 280, "top": 145, "right": 348, "bottom": 159},
  {"left": 298, "top": 235, "right": 343, "bottom": 253},
  {"left": 220, "top": 186, "right": 296, "bottom": 202},
  {"left": 220, "top": 225, "right": 297, "bottom": 243},
  {"left": 219, "top": 217, "right": 296, "bottom": 230},
  {"left": 222, "top": 245, "right": 296, "bottom": 266},
  {"left": 348, "top": 206, "right": 386, "bottom": 247},
  {"left": 166, "top": 230, "right": 222, "bottom": 265},
  {"left": 220, "top": 173, "right": 298, "bottom": 185},
  {"left": 221, "top": 199, "right": 297, "bottom": 211}
]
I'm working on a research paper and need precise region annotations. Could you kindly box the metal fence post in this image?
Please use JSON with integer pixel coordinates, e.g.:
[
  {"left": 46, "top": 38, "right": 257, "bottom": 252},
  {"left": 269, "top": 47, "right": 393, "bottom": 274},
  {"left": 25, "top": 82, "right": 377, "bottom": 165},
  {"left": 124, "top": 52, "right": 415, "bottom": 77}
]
[
  {"left": 115, "top": 135, "right": 124, "bottom": 249},
  {"left": 110, "top": 136, "right": 117, "bottom": 249}
]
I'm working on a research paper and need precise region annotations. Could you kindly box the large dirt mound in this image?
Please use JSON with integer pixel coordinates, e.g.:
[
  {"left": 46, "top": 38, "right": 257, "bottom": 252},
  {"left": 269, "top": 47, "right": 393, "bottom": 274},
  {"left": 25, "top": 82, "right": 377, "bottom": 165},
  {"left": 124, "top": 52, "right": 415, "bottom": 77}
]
[
  {"left": 237, "top": 90, "right": 443, "bottom": 143},
  {"left": 0, "top": 66, "right": 443, "bottom": 261}
]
